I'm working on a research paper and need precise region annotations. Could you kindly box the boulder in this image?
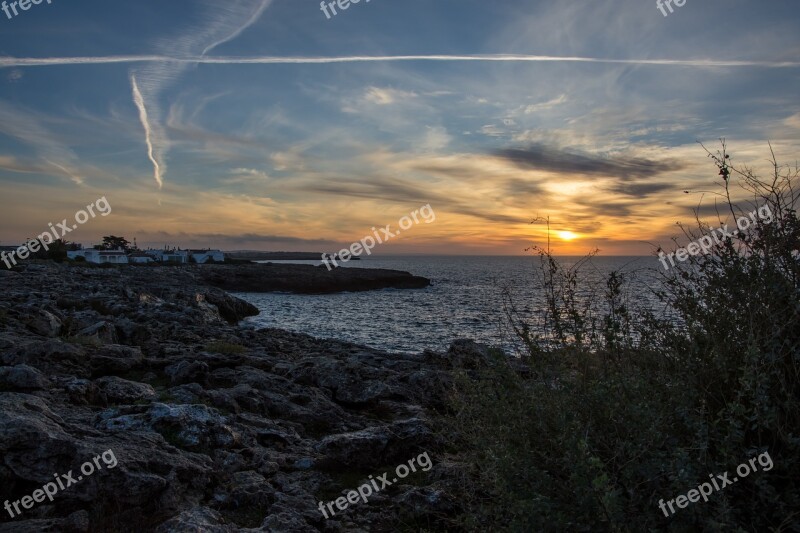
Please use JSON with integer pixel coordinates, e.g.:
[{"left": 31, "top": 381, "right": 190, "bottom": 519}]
[
  {"left": 97, "top": 403, "right": 238, "bottom": 450},
  {"left": 165, "top": 360, "right": 210, "bottom": 386},
  {"left": 94, "top": 376, "right": 157, "bottom": 404},
  {"left": 77, "top": 321, "right": 118, "bottom": 344},
  {"left": 203, "top": 290, "right": 259, "bottom": 324},
  {"left": 154, "top": 507, "right": 235, "bottom": 533},
  {"left": 315, "top": 418, "right": 433, "bottom": 470},
  {"left": 23, "top": 309, "right": 62, "bottom": 337},
  {"left": 0, "top": 364, "right": 50, "bottom": 391}
]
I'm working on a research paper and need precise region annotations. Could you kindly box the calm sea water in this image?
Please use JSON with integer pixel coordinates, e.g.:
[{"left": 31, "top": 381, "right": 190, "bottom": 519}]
[{"left": 234, "top": 255, "right": 661, "bottom": 354}]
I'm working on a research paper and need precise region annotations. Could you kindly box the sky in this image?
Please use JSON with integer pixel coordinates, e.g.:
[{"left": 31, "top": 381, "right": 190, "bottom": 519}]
[{"left": 0, "top": 0, "right": 798, "bottom": 256}]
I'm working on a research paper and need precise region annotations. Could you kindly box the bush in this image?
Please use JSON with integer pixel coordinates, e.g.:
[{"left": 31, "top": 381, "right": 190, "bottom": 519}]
[{"left": 441, "top": 143, "right": 800, "bottom": 531}]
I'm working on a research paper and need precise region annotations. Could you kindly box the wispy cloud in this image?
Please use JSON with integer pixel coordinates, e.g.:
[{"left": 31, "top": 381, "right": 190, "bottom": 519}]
[
  {"left": 224, "top": 167, "right": 270, "bottom": 184},
  {"left": 784, "top": 112, "right": 800, "bottom": 129},
  {"left": 139, "top": 231, "right": 333, "bottom": 247},
  {"left": 0, "top": 101, "right": 84, "bottom": 185},
  {"left": 44, "top": 160, "right": 84, "bottom": 186},
  {"left": 523, "top": 94, "right": 567, "bottom": 114},
  {"left": 201, "top": 0, "right": 273, "bottom": 56},
  {"left": 364, "top": 87, "right": 418, "bottom": 105},
  {"left": 126, "top": 0, "right": 272, "bottom": 188},
  {"left": 495, "top": 145, "right": 681, "bottom": 180}
]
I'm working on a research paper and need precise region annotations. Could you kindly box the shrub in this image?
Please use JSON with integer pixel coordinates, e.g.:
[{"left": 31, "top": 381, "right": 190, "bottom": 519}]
[{"left": 441, "top": 143, "right": 800, "bottom": 531}]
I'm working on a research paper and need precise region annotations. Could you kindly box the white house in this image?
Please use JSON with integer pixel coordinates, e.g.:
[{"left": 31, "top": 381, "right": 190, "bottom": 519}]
[
  {"left": 145, "top": 249, "right": 189, "bottom": 264},
  {"left": 189, "top": 249, "right": 225, "bottom": 264},
  {"left": 67, "top": 247, "right": 223, "bottom": 265},
  {"left": 68, "top": 249, "right": 129, "bottom": 264},
  {"left": 164, "top": 250, "right": 188, "bottom": 263},
  {"left": 128, "top": 252, "right": 156, "bottom": 264}
]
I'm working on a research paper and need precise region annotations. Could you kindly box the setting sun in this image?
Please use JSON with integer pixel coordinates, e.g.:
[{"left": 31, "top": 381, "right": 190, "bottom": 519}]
[{"left": 557, "top": 230, "right": 578, "bottom": 241}]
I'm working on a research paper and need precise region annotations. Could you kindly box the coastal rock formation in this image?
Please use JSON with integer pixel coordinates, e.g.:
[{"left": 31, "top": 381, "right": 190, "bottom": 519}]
[
  {"left": 0, "top": 263, "right": 472, "bottom": 531},
  {"left": 199, "top": 263, "right": 431, "bottom": 294}
]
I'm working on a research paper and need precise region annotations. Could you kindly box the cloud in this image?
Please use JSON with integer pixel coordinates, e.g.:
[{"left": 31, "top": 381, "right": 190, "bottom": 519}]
[
  {"left": 231, "top": 168, "right": 270, "bottom": 178},
  {"left": 224, "top": 167, "right": 271, "bottom": 184},
  {"left": 44, "top": 160, "right": 84, "bottom": 186},
  {"left": 572, "top": 197, "right": 639, "bottom": 219},
  {"left": 364, "top": 87, "right": 418, "bottom": 105},
  {"left": 128, "top": 0, "right": 272, "bottom": 188},
  {"left": 784, "top": 112, "right": 800, "bottom": 129},
  {"left": 165, "top": 100, "right": 268, "bottom": 152},
  {"left": 420, "top": 126, "right": 451, "bottom": 152},
  {"left": 523, "top": 94, "right": 567, "bottom": 114},
  {"left": 604, "top": 181, "right": 674, "bottom": 197},
  {"left": 201, "top": 0, "right": 273, "bottom": 56},
  {"left": 0, "top": 101, "right": 84, "bottom": 185},
  {"left": 302, "top": 176, "right": 447, "bottom": 205},
  {"left": 480, "top": 125, "right": 506, "bottom": 137},
  {"left": 495, "top": 144, "right": 680, "bottom": 180},
  {"left": 140, "top": 231, "right": 334, "bottom": 247}
]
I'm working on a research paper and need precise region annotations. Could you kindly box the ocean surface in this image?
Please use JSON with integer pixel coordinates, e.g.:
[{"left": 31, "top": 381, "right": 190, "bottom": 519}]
[{"left": 234, "top": 255, "right": 662, "bottom": 355}]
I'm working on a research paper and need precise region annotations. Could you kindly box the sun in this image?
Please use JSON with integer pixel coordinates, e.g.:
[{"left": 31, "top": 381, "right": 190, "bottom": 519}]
[{"left": 557, "top": 231, "right": 578, "bottom": 241}]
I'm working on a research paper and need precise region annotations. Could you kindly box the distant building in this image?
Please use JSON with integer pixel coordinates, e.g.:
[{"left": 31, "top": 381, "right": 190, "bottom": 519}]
[
  {"left": 128, "top": 252, "right": 156, "bottom": 264},
  {"left": 65, "top": 246, "right": 224, "bottom": 265},
  {"left": 68, "top": 249, "right": 129, "bottom": 264},
  {"left": 164, "top": 251, "right": 188, "bottom": 263},
  {"left": 188, "top": 249, "right": 225, "bottom": 264},
  {"left": 145, "top": 249, "right": 189, "bottom": 264}
]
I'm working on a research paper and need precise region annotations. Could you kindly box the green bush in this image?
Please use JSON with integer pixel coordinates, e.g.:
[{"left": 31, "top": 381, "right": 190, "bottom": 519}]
[{"left": 441, "top": 143, "right": 800, "bottom": 531}]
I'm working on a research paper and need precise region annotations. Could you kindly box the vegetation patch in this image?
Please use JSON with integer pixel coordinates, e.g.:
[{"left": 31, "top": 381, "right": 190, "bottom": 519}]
[{"left": 439, "top": 144, "right": 800, "bottom": 531}]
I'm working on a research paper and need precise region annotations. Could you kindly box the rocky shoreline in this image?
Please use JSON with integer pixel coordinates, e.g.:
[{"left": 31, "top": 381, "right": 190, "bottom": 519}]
[
  {"left": 0, "top": 263, "right": 482, "bottom": 532},
  {"left": 199, "top": 263, "right": 431, "bottom": 294}
]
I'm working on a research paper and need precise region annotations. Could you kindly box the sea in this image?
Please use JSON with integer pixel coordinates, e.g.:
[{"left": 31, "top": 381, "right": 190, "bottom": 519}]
[{"left": 233, "top": 255, "right": 663, "bottom": 355}]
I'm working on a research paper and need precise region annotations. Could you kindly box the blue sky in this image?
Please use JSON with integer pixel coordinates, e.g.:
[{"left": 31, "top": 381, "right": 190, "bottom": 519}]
[{"left": 0, "top": 0, "right": 798, "bottom": 254}]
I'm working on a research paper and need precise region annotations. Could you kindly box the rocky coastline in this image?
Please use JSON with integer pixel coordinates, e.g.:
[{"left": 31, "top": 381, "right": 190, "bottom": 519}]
[
  {"left": 0, "top": 263, "right": 481, "bottom": 532},
  {"left": 198, "top": 263, "right": 431, "bottom": 294}
]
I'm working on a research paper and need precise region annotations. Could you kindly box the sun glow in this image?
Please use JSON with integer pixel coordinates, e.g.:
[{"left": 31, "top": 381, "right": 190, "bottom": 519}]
[{"left": 557, "top": 230, "right": 578, "bottom": 241}]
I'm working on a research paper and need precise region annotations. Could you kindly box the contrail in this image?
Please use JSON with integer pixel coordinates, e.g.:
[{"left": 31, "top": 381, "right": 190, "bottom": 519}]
[
  {"left": 202, "top": 0, "right": 273, "bottom": 56},
  {"left": 131, "top": 75, "right": 163, "bottom": 188},
  {"left": 125, "top": 0, "right": 272, "bottom": 188},
  {"left": 1, "top": 54, "right": 799, "bottom": 68}
]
